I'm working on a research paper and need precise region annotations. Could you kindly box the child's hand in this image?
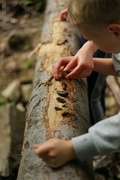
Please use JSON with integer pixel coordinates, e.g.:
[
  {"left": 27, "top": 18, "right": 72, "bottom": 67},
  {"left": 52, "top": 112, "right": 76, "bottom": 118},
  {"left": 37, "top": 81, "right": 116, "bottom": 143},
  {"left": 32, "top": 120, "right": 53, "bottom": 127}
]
[
  {"left": 52, "top": 56, "right": 73, "bottom": 80},
  {"left": 52, "top": 41, "right": 98, "bottom": 80},
  {"left": 64, "top": 45, "right": 94, "bottom": 79},
  {"left": 34, "top": 139, "right": 77, "bottom": 168},
  {"left": 59, "top": 8, "right": 68, "bottom": 21}
]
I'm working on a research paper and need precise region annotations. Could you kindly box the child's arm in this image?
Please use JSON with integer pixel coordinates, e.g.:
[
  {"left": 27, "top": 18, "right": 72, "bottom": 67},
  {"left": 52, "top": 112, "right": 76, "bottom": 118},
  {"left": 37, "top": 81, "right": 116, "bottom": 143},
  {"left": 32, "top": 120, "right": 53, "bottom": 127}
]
[
  {"left": 52, "top": 41, "right": 98, "bottom": 80},
  {"left": 34, "top": 112, "right": 120, "bottom": 168},
  {"left": 93, "top": 57, "right": 118, "bottom": 76},
  {"left": 52, "top": 40, "right": 118, "bottom": 79},
  {"left": 72, "top": 112, "right": 120, "bottom": 161},
  {"left": 34, "top": 139, "right": 77, "bottom": 168},
  {"left": 63, "top": 41, "right": 98, "bottom": 78}
]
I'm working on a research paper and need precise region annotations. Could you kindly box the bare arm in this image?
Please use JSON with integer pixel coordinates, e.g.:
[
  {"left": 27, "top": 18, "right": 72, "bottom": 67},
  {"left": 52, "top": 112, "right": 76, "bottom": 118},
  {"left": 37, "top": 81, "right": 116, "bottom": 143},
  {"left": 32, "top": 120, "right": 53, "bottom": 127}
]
[
  {"left": 52, "top": 40, "right": 118, "bottom": 79},
  {"left": 94, "top": 57, "right": 118, "bottom": 76},
  {"left": 52, "top": 41, "right": 98, "bottom": 80}
]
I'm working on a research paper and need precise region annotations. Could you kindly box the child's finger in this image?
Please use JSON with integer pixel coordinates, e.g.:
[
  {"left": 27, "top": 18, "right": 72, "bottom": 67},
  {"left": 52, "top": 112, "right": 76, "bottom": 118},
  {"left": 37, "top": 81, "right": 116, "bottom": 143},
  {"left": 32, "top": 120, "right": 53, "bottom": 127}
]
[
  {"left": 52, "top": 57, "right": 73, "bottom": 80},
  {"left": 64, "top": 57, "right": 77, "bottom": 72},
  {"left": 34, "top": 144, "right": 40, "bottom": 149},
  {"left": 34, "top": 143, "right": 50, "bottom": 158}
]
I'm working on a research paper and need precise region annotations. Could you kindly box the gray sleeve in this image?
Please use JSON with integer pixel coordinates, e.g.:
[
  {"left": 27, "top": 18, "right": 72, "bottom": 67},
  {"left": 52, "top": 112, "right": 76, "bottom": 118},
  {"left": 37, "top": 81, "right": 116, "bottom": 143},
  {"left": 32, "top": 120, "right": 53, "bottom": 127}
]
[
  {"left": 112, "top": 53, "right": 120, "bottom": 75},
  {"left": 72, "top": 112, "right": 120, "bottom": 161}
]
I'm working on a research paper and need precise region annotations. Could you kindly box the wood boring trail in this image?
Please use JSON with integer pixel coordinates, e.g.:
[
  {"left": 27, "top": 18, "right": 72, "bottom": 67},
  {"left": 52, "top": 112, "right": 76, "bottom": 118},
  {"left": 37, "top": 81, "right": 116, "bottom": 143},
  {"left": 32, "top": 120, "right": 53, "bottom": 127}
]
[{"left": 17, "top": 0, "right": 94, "bottom": 179}]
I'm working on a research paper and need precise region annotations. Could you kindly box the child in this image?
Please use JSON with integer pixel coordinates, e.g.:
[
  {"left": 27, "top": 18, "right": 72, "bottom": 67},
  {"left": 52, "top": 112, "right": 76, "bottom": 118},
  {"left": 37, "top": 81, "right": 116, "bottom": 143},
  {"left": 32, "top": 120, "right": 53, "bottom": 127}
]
[
  {"left": 34, "top": 0, "right": 120, "bottom": 168},
  {"left": 59, "top": 8, "right": 107, "bottom": 125}
]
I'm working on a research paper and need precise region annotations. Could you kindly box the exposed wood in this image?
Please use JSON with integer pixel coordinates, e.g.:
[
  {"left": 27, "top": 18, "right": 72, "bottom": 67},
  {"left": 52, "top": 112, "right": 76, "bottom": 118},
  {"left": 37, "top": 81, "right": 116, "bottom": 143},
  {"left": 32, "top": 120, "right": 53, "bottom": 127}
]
[
  {"left": 106, "top": 76, "right": 120, "bottom": 107},
  {"left": 17, "top": 0, "right": 93, "bottom": 179},
  {"left": 28, "top": 43, "right": 41, "bottom": 59}
]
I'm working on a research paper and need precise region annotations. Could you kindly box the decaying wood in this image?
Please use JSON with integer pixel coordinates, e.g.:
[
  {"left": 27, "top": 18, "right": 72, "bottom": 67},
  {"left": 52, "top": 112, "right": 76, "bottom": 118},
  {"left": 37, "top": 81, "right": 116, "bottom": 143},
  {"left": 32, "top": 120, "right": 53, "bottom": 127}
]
[
  {"left": 106, "top": 76, "right": 120, "bottom": 106},
  {"left": 17, "top": 0, "right": 93, "bottom": 179},
  {"left": 28, "top": 43, "right": 41, "bottom": 59}
]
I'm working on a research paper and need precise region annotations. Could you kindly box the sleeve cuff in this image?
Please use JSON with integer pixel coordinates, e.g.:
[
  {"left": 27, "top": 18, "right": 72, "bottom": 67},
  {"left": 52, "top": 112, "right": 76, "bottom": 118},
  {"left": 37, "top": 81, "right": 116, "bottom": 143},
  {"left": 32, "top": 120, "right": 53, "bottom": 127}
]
[{"left": 72, "top": 133, "right": 99, "bottom": 161}]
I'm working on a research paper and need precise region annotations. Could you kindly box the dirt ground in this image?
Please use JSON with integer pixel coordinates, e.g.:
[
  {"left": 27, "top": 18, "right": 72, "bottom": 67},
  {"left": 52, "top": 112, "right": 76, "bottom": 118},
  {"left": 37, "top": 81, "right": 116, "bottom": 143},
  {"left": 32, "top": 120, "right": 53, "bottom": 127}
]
[
  {"left": 0, "top": 1, "right": 45, "bottom": 179},
  {"left": 0, "top": 0, "right": 120, "bottom": 180},
  {"left": 0, "top": 0, "right": 45, "bottom": 93}
]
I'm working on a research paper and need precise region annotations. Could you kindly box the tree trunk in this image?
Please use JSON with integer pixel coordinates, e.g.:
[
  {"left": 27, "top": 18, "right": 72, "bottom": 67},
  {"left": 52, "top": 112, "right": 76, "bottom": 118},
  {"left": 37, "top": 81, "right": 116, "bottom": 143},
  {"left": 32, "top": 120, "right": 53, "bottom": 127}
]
[{"left": 17, "top": 0, "right": 94, "bottom": 179}]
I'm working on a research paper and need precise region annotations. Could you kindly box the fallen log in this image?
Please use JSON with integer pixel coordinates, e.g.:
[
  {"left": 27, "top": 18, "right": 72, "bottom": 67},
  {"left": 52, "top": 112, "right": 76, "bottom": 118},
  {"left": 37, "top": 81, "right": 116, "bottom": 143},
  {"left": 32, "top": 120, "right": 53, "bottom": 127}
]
[
  {"left": 106, "top": 76, "right": 120, "bottom": 107},
  {"left": 17, "top": 0, "right": 93, "bottom": 179}
]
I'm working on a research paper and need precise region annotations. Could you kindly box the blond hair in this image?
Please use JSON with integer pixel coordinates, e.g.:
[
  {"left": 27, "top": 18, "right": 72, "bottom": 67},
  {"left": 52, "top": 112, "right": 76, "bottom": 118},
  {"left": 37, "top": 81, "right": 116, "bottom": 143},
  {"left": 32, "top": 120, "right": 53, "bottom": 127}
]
[{"left": 68, "top": 0, "right": 120, "bottom": 31}]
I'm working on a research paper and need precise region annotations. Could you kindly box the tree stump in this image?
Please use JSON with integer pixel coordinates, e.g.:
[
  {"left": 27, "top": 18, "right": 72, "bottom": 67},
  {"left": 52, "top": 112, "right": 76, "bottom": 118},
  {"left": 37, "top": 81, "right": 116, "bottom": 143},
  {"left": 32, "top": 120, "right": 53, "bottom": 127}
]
[{"left": 17, "top": 0, "right": 94, "bottom": 179}]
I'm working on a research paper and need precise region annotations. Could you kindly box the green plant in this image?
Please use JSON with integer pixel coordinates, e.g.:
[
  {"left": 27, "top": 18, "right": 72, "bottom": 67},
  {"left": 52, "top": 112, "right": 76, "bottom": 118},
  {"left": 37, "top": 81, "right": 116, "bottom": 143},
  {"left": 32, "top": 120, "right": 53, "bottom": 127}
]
[
  {"left": 23, "top": 0, "right": 35, "bottom": 6},
  {"left": 0, "top": 97, "right": 7, "bottom": 105},
  {"left": 23, "top": 0, "right": 46, "bottom": 12},
  {"left": 21, "top": 59, "right": 32, "bottom": 70},
  {"left": 10, "top": 101, "right": 16, "bottom": 107}
]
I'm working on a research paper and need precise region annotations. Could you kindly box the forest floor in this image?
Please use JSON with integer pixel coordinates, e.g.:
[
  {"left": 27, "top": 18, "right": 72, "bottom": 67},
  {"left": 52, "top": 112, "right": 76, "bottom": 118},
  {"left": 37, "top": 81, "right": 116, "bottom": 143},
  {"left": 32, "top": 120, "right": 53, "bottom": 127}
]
[
  {"left": 0, "top": 0, "right": 45, "bottom": 94},
  {"left": 0, "top": 0, "right": 120, "bottom": 180}
]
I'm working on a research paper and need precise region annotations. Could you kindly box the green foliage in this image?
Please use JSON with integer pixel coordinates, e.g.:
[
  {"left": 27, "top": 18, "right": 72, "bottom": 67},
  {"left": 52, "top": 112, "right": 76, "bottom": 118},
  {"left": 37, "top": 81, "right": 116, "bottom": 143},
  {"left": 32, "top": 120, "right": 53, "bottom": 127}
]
[
  {"left": 23, "top": 44, "right": 31, "bottom": 51},
  {"left": 0, "top": 98, "right": 16, "bottom": 106},
  {"left": 23, "top": 0, "right": 35, "bottom": 6},
  {"left": 10, "top": 101, "right": 16, "bottom": 107},
  {"left": 21, "top": 59, "right": 32, "bottom": 70},
  {"left": 0, "top": 98, "right": 7, "bottom": 105},
  {"left": 23, "top": 0, "right": 46, "bottom": 12}
]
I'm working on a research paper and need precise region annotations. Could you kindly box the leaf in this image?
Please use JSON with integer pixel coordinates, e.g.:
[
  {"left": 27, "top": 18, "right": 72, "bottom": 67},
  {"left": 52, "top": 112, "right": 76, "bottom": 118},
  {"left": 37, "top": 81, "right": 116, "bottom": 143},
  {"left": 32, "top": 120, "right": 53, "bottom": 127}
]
[
  {"left": 23, "top": 0, "right": 34, "bottom": 6},
  {"left": 0, "top": 98, "right": 7, "bottom": 105}
]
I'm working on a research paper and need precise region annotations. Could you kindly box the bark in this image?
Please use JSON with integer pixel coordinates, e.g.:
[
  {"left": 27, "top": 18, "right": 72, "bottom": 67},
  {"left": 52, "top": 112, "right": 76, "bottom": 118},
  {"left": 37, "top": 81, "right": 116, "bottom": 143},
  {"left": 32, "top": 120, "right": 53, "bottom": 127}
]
[{"left": 17, "top": 0, "right": 94, "bottom": 179}]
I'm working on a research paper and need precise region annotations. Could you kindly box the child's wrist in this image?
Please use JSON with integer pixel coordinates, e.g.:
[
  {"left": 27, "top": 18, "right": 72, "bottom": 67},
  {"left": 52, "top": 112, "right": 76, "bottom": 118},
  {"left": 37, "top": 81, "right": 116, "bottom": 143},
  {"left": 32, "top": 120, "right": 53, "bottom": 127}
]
[
  {"left": 84, "top": 40, "right": 98, "bottom": 54},
  {"left": 68, "top": 140, "right": 78, "bottom": 160}
]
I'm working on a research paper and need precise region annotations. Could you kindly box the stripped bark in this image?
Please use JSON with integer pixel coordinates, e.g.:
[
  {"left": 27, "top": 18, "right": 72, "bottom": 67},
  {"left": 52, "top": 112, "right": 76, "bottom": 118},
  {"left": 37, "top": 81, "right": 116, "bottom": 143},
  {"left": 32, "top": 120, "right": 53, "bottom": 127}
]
[
  {"left": 106, "top": 76, "right": 120, "bottom": 107},
  {"left": 17, "top": 0, "right": 93, "bottom": 179}
]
